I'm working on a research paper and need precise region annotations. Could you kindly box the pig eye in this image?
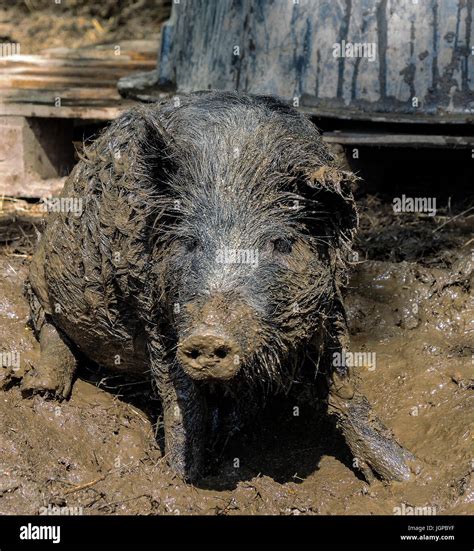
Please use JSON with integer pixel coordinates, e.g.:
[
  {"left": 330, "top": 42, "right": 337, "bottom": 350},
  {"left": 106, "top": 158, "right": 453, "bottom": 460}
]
[
  {"left": 185, "top": 238, "right": 200, "bottom": 252},
  {"left": 273, "top": 237, "right": 293, "bottom": 254}
]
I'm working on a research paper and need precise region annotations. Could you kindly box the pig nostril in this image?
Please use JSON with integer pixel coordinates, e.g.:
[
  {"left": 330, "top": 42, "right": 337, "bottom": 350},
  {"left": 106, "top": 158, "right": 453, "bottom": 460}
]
[
  {"left": 189, "top": 349, "right": 200, "bottom": 359},
  {"left": 215, "top": 347, "right": 229, "bottom": 359},
  {"left": 178, "top": 334, "right": 241, "bottom": 379}
]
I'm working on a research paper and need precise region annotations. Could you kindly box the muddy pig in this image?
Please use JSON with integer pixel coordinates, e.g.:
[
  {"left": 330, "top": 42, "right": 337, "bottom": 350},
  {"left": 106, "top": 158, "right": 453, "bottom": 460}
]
[{"left": 20, "top": 91, "right": 417, "bottom": 482}]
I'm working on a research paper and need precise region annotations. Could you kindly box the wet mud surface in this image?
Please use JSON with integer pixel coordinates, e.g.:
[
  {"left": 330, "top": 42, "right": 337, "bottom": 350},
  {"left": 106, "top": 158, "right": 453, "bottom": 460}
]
[{"left": 0, "top": 197, "right": 473, "bottom": 515}]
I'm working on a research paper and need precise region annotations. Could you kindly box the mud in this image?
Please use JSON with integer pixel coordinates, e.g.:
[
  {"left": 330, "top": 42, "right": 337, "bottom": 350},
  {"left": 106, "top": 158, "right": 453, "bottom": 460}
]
[{"left": 0, "top": 196, "right": 472, "bottom": 515}]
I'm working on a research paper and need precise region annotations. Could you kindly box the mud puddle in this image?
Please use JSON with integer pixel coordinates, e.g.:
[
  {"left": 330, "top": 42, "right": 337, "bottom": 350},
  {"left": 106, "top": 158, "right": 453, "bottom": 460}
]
[{"left": 0, "top": 198, "right": 472, "bottom": 515}]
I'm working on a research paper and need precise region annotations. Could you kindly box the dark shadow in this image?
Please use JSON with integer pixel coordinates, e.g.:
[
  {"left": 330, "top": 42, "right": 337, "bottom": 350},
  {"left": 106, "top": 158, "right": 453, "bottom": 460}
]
[
  {"left": 196, "top": 396, "right": 361, "bottom": 491},
  {"left": 28, "top": 118, "right": 76, "bottom": 177},
  {"left": 76, "top": 357, "right": 358, "bottom": 491},
  {"left": 345, "top": 146, "right": 473, "bottom": 268}
]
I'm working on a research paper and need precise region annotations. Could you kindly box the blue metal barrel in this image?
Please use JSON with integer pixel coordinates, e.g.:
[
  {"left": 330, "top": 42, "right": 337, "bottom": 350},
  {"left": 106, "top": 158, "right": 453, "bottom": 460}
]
[{"left": 157, "top": 0, "right": 473, "bottom": 123}]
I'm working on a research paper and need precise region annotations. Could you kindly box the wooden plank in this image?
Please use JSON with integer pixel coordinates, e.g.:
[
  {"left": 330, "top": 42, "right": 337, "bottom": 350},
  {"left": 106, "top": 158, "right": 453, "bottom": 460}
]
[
  {"left": 3, "top": 99, "right": 123, "bottom": 109},
  {"left": 41, "top": 39, "right": 159, "bottom": 60},
  {"left": 2, "top": 75, "right": 124, "bottom": 89},
  {"left": 0, "top": 57, "right": 157, "bottom": 96},
  {"left": 0, "top": 87, "right": 122, "bottom": 102},
  {"left": 0, "top": 177, "right": 66, "bottom": 200},
  {"left": 0, "top": 197, "right": 50, "bottom": 223},
  {"left": 0, "top": 39, "right": 159, "bottom": 120},
  {"left": 0, "top": 103, "right": 129, "bottom": 120},
  {"left": 300, "top": 105, "right": 473, "bottom": 125},
  {"left": 0, "top": 57, "right": 156, "bottom": 70},
  {"left": 322, "top": 131, "right": 474, "bottom": 147},
  {"left": 0, "top": 70, "right": 153, "bottom": 87}
]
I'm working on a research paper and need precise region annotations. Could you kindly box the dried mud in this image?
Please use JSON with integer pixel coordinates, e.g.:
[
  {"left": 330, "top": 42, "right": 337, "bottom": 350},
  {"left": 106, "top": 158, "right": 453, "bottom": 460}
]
[{"left": 0, "top": 199, "right": 473, "bottom": 516}]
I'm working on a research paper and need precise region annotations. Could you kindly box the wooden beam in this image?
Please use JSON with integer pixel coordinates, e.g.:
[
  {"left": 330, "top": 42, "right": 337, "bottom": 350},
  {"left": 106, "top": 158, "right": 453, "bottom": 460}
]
[
  {"left": 0, "top": 177, "right": 66, "bottom": 200},
  {"left": 0, "top": 103, "right": 129, "bottom": 120},
  {"left": 0, "top": 87, "right": 122, "bottom": 102},
  {"left": 322, "top": 131, "right": 474, "bottom": 148}
]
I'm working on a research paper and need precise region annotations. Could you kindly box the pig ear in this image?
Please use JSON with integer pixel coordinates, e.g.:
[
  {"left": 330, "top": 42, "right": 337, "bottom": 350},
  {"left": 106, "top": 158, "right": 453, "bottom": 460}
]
[
  {"left": 80, "top": 104, "right": 177, "bottom": 191},
  {"left": 132, "top": 105, "right": 178, "bottom": 183},
  {"left": 299, "top": 164, "right": 358, "bottom": 272}
]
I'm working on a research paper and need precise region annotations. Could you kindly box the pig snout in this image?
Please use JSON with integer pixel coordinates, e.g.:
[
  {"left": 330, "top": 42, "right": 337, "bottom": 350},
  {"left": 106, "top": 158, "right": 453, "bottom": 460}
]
[{"left": 177, "top": 330, "right": 241, "bottom": 380}]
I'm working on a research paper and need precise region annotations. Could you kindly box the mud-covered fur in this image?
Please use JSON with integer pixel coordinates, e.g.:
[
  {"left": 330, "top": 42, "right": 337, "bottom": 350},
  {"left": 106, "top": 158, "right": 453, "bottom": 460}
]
[
  {"left": 26, "top": 91, "right": 415, "bottom": 482},
  {"left": 141, "top": 93, "right": 357, "bottom": 387}
]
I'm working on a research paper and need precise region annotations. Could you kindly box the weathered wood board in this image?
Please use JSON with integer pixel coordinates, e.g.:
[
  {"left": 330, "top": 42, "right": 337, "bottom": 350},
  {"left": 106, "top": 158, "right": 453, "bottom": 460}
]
[
  {"left": 323, "top": 131, "right": 474, "bottom": 147},
  {"left": 0, "top": 40, "right": 158, "bottom": 196},
  {"left": 0, "top": 39, "right": 157, "bottom": 119},
  {"left": 159, "top": 0, "right": 474, "bottom": 122},
  {"left": 0, "top": 116, "right": 73, "bottom": 197}
]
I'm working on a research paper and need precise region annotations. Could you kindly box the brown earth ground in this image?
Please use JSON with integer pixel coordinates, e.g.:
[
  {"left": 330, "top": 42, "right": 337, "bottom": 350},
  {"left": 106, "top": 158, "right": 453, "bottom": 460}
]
[
  {"left": 0, "top": 0, "right": 169, "bottom": 54},
  {"left": 0, "top": 196, "right": 472, "bottom": 515}
]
